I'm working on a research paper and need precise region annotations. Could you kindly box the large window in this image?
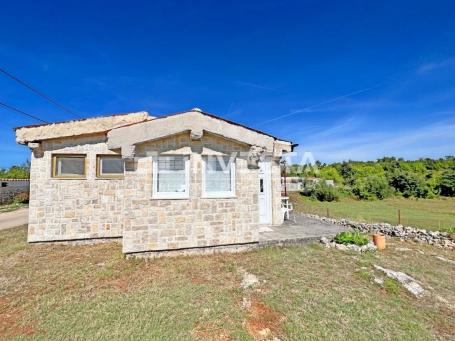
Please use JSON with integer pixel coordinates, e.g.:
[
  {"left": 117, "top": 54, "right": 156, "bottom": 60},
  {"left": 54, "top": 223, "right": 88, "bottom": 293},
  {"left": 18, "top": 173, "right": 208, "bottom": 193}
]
[
  {"left": 202, "top": 156, "right": 235, "bottom": 198},
  {"left": 97, "top": 155, "right": 124, "bottom": 178},
  {"left": 52, "top": 154, "right": 86, "bottom": 178},
  {"left": 152, "top": 156, "right": 189, "bottom": 199}
]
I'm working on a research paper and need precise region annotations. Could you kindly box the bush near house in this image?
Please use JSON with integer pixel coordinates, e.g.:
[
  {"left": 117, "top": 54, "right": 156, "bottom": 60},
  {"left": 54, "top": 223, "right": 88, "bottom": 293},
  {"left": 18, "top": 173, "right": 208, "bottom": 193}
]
[
  {"left": 302, "top": 182, "right": 340, "bottom": 202},
  {"left": 13, "top": 192, "right": 29, "bottom": 204},
  {"left": 334, "top": 231, "right": 369, "bottom": 246}
]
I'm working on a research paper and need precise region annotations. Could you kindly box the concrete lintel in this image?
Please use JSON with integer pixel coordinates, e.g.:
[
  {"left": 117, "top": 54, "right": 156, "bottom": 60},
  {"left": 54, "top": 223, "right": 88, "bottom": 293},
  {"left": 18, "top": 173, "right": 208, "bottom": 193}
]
[
  {"left": 273, "top": 140, "right": 293, "bottom": 158},
  {"left": 121, "top": 144, "right": 136, "bottom": 159},
  {"left": 27, "top": 142, "right": 41, "bottom": 149}
]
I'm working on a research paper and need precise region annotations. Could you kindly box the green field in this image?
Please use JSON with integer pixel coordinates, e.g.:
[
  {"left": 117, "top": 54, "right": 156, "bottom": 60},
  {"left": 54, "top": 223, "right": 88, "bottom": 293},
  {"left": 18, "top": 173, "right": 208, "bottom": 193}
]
[
  {"left": 1, "top": 226, "right": 454, "bottom": 340},
  {"left": 290, "top": 193, "right": 455, "bottom": 233}
]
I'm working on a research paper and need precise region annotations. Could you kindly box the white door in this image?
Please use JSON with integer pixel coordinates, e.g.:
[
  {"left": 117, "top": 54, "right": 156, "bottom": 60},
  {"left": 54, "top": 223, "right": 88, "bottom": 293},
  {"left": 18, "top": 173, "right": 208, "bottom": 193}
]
[{"left": 258, "top": 161, "right": 272, "bottom": 224}]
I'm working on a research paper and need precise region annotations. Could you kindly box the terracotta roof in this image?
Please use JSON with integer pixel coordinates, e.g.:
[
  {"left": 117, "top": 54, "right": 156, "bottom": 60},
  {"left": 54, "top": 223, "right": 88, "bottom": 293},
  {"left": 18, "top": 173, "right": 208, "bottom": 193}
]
[{"left": 0, "top": 178, "right": 29, "bottom": 181}]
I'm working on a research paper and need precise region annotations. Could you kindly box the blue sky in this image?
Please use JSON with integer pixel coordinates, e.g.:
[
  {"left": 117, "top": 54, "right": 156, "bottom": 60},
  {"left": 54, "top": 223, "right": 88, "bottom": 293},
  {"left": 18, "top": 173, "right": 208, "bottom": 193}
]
[{"left": 1, "top": 0, "right": 455, "bottom": 167}]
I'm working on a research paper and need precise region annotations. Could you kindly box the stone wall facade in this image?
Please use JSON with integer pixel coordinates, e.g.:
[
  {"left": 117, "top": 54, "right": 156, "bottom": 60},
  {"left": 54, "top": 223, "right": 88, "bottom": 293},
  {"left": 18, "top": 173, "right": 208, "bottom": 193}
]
[
  {"left": 27, "top": 132, "right": 283, "bottom": 253},
  {"left": 28, "top": 134, "right": 124, "bottom": 242},
  {"left": 122, "top": 132, "right": 261, "bottom": 253}
]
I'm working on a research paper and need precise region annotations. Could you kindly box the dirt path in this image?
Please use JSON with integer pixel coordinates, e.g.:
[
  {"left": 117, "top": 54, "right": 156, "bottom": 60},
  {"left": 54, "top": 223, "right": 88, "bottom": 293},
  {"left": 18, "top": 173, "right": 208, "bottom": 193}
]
[{"left": 0, "top": 208, "right": 28, "bottom": 230}]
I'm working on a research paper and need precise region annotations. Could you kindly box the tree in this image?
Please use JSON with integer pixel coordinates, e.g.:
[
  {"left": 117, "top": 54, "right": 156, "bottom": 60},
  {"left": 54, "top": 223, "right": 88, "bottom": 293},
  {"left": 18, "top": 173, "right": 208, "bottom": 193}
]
[
  {"left": 438, "top": 170, "right": 455, "bottom": 197},
  {"left": 0, "top": 161, "right": 30, "bottom": 179},
  {"left": 319, "top": 166, "right": 344, "bottom": 185},
  {"left": 352, "top": 175, "right": 390, "bottom": 200},
  {"left": 388, "top": 170, "right": 429, "bottom": 198}
]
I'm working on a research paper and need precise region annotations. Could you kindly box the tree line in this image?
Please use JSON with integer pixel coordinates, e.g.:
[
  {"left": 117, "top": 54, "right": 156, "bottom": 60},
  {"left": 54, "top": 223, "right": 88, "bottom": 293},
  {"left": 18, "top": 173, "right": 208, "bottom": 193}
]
[
  {"left": 0, "top": 161, "right": 30, "bottom": 179},
  {"left": 289, "top": 156, "right": 455, "bottom": 201}
]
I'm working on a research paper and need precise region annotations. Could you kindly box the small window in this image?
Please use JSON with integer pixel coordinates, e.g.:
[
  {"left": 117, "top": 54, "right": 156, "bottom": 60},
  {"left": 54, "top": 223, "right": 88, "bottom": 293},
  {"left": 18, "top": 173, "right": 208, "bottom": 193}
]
[
  {"left": 52, "top": 154, "right": 86, "bottom": 178},
  {"left": 202, "top": 156, "right": 236, "bottom": 198},
  {"left": 152, "top": 156, "right": 189, "bottom": 199},
  {"left": 97, "top": 155, "right": 124, "bottom": 178}
]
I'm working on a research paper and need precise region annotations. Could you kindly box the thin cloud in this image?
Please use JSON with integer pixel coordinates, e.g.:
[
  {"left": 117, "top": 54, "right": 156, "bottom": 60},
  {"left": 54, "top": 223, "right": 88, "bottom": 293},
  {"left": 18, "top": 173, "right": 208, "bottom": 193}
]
[
  {"left": 417, "top": 57, "right": 455, "bottom": 74},
  {"left": 234, "top": 81, "right": 281, "bottom": 92},
  {"left": 260, "top": 85, "right": 380, "bottom": 125},
  {"left": 297, "top": 118, "right": 455, "bottom": 163}
]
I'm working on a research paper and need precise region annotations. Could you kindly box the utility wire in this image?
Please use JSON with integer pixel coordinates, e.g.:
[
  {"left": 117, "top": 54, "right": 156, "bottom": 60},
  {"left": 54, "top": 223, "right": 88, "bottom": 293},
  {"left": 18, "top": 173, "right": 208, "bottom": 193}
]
[
  {"left": 260, "top": 84, "right": 383, "bottom": 125},
  {"left": 0, "top": 101, "right": 49, "bottom": 124},
  {"left": 0, "top": 67, "right": 82, "bottom": 119}
]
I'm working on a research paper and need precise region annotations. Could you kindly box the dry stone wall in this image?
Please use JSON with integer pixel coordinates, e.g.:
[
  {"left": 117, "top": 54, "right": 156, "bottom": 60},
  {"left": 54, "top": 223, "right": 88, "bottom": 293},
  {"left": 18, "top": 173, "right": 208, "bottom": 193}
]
[{"left": 0, "top": 184, "right": 29, "bottom": 205}]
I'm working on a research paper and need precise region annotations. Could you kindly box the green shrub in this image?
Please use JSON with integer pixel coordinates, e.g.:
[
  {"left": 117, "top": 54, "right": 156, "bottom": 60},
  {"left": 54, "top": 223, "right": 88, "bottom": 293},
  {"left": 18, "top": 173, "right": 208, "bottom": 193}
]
[
  {"left": 13, "top": 192, "right": 29, "bottom": 204},
  {"left": 302, "top": 182, "right": 339, "bottom": 202},
  {"left": 334, "top": 231, "right": 369, "bottom": 246},
  {"left": 319, "top": 166, "right": 344, "bottom": 185},
  {"left": 352, "top": 175, "right": 390, "bottom": 200}
]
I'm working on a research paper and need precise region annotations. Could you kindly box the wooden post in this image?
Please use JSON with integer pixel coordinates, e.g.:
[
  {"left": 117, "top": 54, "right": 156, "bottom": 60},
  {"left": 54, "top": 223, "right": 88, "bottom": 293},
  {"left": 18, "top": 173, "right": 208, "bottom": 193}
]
[
  {"left": 398, "top": 209, "right": 401, "bottom": 225},
  {"left": 326, "top": 207, "right": 329, "bottom": 218}
]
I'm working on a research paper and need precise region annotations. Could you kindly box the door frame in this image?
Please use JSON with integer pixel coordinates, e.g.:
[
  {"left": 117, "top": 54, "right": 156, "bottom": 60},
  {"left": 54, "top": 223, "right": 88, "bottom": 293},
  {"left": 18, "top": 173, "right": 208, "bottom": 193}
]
[{"left": 258, "top": 161, "right": 272, "bottom": 224}]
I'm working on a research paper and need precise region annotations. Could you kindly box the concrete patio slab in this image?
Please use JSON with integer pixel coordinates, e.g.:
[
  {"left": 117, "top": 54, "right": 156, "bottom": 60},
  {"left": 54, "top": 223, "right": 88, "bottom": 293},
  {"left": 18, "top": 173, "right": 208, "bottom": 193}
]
[{"left": 259, "top": 213, "right": 351, "bottom": 246}]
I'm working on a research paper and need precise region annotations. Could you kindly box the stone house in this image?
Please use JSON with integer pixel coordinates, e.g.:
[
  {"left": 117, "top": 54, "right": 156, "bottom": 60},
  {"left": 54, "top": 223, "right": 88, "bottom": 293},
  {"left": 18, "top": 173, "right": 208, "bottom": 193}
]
[{"left": 15, "top": 108, "right": 294, "bottom": 256}]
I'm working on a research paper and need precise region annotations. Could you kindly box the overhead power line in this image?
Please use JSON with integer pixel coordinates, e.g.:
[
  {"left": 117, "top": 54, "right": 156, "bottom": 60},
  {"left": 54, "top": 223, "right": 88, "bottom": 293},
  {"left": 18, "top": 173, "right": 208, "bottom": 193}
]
[
  {"left": 260, "top": 83, "right": 383, "bottom": 125},
  {"left": 0, "top": 101, "right": 49, "bottom": 124},
  {"left": 0, "top": 67, "right": 82, "bottom": 119}
]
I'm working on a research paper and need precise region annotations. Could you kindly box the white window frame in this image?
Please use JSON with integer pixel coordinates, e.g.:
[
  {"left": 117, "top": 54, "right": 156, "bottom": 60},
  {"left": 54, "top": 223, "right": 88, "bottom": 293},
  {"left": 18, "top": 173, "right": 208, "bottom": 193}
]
[
  {"left": 202, "top": 156, "right": 236, "bottom": 198},
  {"left": 152, "top": 155, "right": 190, "bottom": 199}
]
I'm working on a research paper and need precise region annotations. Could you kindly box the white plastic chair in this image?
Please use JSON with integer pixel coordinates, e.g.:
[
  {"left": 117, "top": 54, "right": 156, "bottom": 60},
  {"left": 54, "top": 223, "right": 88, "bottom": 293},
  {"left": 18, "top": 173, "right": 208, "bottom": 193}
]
[{"left": 281, "top": 198, "right": 295, "bottom": 222}]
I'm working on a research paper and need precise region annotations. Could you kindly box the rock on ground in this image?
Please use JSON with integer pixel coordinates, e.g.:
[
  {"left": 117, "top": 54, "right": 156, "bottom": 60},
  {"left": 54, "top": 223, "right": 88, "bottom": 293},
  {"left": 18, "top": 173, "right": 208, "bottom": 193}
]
[
  {"left": 374, "top": 265, "right": 425, "bottom": 298},
  {"left": 241, "top": 271, "right": 260, "bottom": 289},
  {"left": 435, "top": 256, "right": 455, "bottom": 265}
]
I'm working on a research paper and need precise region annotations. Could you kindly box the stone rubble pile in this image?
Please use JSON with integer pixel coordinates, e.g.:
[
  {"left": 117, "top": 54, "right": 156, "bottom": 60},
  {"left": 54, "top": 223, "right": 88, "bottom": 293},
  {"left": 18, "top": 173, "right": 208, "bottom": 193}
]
[
  {"left": 320, "top": 236, "right": 377, "bottom": 252},
  {"left": 304, "top": 214, "right": 454, "bottom": 248}
]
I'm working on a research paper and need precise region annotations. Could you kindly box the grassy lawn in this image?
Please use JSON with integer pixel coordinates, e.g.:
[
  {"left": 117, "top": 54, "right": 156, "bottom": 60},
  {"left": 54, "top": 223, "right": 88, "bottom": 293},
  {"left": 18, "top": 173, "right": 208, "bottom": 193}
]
[
  {"left": 290, "top": 193, "right": 455, "bottom": 233},
  {"left": 1, "top": 226, "right": 454, "bottom": 340},
  {"left": 0, "top": 202, "right": 28, "bottom": 213}
]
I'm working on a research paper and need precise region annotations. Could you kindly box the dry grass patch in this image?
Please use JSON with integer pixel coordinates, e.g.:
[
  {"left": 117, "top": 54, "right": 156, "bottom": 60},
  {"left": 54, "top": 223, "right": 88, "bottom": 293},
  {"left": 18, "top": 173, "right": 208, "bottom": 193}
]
[{"left": 0, "top": 225, "right": 454, "bottom": 340}]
